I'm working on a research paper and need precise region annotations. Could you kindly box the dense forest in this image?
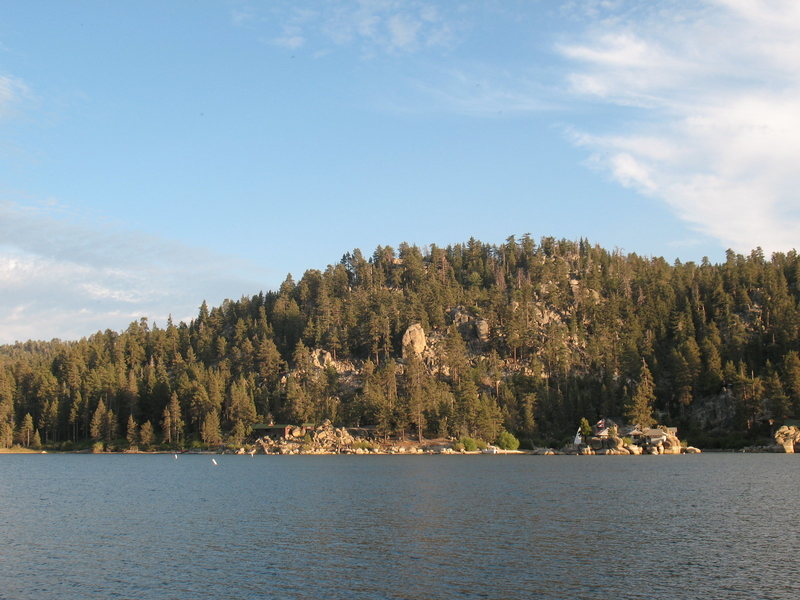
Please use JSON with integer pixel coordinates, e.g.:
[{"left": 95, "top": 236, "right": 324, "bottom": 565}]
[{"left": 2, "top": 235, "right": 800, "bottom": 450}]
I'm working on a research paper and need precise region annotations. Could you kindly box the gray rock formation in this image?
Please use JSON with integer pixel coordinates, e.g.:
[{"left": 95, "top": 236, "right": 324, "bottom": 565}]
[
  {"left": 402, "top": 323, "right": 426, "bottom": 358},
  {"left": 311, "top": 349, "right": 333, "bottom": 369},
  {"left": 774, "top": 425, "right": 800, "bottom": 453}
]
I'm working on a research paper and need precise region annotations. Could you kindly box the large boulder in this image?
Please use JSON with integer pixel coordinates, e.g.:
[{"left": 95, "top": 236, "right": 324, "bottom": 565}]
[
  {"left": 774, "top": 425, "right": 800, "bottom": 453},
  {"left": 311, "top": 349, "right": 333, "bottom": 369},
  {"left": 662, "top": 433, "right": 682, "bottom": 455},
  {"left": 607, "top": 434, "right": 625, "bottom": 451},
  {"left": 589, "top": 437, "right": 604, "bottom": 451},
  {"left": 625, "top": 444, "right": 643, "bottom": 455},
  {"left": 402, "top": 323, "right": 427, "bottom": 358}
]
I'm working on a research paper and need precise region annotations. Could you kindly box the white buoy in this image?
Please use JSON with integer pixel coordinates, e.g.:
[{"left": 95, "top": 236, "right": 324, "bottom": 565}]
[
  {"left": 174, "top": 454, "right": 178, "bottom": 460},
  {"left": 211, "top": 458, "right": 218, "bottom": 466}
]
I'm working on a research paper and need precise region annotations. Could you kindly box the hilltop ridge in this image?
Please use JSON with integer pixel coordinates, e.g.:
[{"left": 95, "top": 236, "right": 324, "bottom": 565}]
[{"left": 2, "top": 235, "right": 799, "bottom": 450}]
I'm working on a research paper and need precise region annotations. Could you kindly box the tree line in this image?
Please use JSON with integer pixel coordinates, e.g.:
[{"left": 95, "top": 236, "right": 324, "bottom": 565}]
[{"left": 2, "top": 235, "right": 799, "bottom": 450}]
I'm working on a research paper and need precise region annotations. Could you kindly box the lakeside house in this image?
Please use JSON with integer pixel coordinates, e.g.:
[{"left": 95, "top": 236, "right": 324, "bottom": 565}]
[{"left": 587, "top": 417, "right": 683, "bottom": 453}]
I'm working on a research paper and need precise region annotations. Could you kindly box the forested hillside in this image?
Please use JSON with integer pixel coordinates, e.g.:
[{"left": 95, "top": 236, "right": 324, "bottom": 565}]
[{"left": 2, "top": 236, "right": 800, "bottom": 450}]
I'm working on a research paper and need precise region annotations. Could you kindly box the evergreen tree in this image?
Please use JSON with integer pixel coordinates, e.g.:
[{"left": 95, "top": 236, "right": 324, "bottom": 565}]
[
  {"left": 0, "top": 420, "right": 13, "bottom": 448},
  {"left": 783, "top": 351, "right": 800, "bottom": 416},
  {"left": 765, "top": 371, "right": 789, "bottom": 421},
  {"left": 403, "top": 347, "right": 427, "bottom": 442},
  {"left": 139, "top": 420, "right": 154, "bottom": 448},
  {"left": 18, "top": 413, "right": 34, "bottom": 447},
  {"left": 126, "top": 414, "right": 138, "bottom": 447},
  {"left": 625, "top": 361, "right": 656, "bottom": 428},
  {"left": 104, "top": 408, "right": 117, "bottom": 443},
  {"left": 201, "top": 410, "right": 222, "bottom": 445},
  {"left": 90, "top": 400, "right": 107, "bottom": 441}
]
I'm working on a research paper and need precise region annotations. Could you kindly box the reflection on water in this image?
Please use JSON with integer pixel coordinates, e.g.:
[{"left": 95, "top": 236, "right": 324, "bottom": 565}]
[{"left": 1, "top": 454, "right": 798, "bottom": 599}]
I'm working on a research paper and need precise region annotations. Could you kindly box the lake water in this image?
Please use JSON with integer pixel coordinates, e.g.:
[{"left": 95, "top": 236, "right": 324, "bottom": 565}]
[{"left": 1, "top": 453, "right": 798, "bottom": 599}]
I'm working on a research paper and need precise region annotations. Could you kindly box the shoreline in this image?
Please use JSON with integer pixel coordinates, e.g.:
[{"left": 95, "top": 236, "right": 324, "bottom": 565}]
[{"left": 2, "top": 447, "right": 793, "bottom": 455}]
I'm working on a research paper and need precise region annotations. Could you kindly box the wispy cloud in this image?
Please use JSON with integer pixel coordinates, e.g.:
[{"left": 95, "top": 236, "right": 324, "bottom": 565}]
[
  {"left": 404, "top": 67, "right": 556, "bottom": 116},
  {"left": 0, "top": 74, "right": 30, "bottom": 118},
  {"left": 0, "top": 202, "right": 266, "bottom": 343},
  {"left": 240, "top": 1, "right": 457, "bottom": 55},
  {"left": 560, "top": 0, "right": 800, "bottom": 254}
]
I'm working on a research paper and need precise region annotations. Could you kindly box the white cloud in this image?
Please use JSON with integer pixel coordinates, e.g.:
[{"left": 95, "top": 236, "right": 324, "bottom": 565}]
[
  {"left": 0, "top": 202, "right": 266, "bottom": 344},
  {"left": 561, "top": 0, "right": 800, "bottom": 254},
  {"left": 273, "top": 33, "right": 306, "bottom": 50},
  {"left": 387, "top": 14, "right": 422, "bottom": 50},
  {"left": 0, "top": 74, "right": 29, "bottom": 118},
  {"left": 263, "top": 1, "right": 456, "bottom": 56}
]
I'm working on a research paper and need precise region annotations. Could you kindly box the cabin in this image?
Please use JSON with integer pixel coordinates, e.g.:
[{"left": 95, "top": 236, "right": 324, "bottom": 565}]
[{"left": 641, "top": 428, "right": 668, "bottom": 445}]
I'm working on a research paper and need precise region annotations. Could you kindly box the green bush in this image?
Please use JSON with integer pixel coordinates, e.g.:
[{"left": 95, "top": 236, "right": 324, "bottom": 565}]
[
  {"left": 353, "top": 440, "right": 375, "bottom": 450},
  {"left": 460, "top": 437, "right": 478, "bottom": 451},
  {"left": 300, "top": 433, "right": 314, "bottom": 452},
  {"left": 452, "top": 441, "right": 465, "bottom": 452},
  {"left": 475, "top": 439, "right": 488, "bottom": 450},
  {"left": 91, "top": 441, "right": 105, "bottom": 453},
  {"left": 496, "top": 431, "right": 520, "bottom": 450}
]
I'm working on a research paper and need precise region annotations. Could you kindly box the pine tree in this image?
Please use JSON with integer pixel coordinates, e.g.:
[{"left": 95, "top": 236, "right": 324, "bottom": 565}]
[
  {"left": 18, "top": 414, "right": 34, "bottom": 447},
  {"left": 228, "top": 420, "right": 247, "bottom": 446},
  {"left": 403, "top": 347, "right": 427, "bottom": 442},
  {"left": 285, "top": 377, "right": 310, "bottom": 424},
  {"left": 625, "top": 361, "right": 656, "bottom": 428},
  {"left": 90, "top": 400, "right": 107, "bottom": 441},
  {"left": 126, "top": 415, "right": 138, "bottom": 447},
  {"left": 0, "top": 421, "right": 13, "bottom": 448},
  {"left": 201, "top": 410, "right": 222, "bottom": 445},
  {"left": 166, "top": 392, "right": 184, "bottom": 445},
  {"left": 161, "top": 404, "right": 172, "bottom": 444},
  {"left": 783, "top": 351, "right": 800, "bottom": 416},
  {"left": 765, "top": 371, "right": 789, "bottom": 421},
  {"left": 228, "top": 378, "right": 257, "bottom": 427},
  {"left": 104, "top": 408, "right": 117, "bottom": 443},
  {"left": 139, "top": 421, "right": 154, "bottom": 448}
]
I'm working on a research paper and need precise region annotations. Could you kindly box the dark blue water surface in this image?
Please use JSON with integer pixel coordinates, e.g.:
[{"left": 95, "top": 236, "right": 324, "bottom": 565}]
[{"left": 1, "top": 453, "right": 798, "bottom": 599}]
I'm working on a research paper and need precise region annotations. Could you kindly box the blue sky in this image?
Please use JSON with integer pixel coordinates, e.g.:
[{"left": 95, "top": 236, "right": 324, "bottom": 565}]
[{"left": 1, "top": 0, "right": 799, "bottom": 343}]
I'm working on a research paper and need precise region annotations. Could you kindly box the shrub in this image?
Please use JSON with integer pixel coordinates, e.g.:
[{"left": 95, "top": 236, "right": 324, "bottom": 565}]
[
  {"left": 460, "top": 437, "right": 478, "bottom": 451},
  {"left": 475, "top": 439, "right": 488, "bottom": 450},
  {"left": 452, "top": 441, "right": 465, "bottom": 452},
  {"left": 353, "top": 440, "right": 375, "bottom": 450},
  {"left": 496, "top": 431, "right": 520, "bottom": 450},
  {"left": 91, "top": 441, "right": 105, "bottom": 453},
  {"left": 300, "top": 433, "right": 314, "bottom": 452}
]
